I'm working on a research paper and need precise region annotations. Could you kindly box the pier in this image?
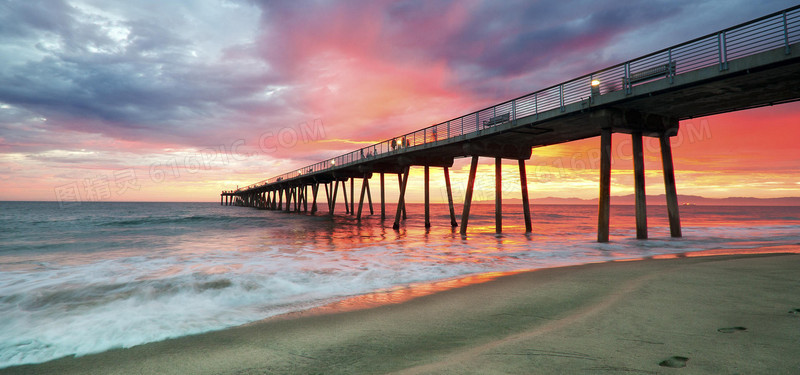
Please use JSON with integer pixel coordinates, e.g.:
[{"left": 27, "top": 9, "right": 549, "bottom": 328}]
[{"left": 222, "top": 6, "right": 800, "bottom": 242}]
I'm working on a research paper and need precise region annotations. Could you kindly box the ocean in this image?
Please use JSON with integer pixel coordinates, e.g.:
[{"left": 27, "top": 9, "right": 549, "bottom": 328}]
[{"left": 1, "top": 201, "right": 798, "bottom": 368}]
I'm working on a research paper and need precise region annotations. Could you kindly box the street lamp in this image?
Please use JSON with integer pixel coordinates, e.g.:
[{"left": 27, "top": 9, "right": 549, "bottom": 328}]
[{"left": 591, "top": 79, "right": 601, "bottom": 96}]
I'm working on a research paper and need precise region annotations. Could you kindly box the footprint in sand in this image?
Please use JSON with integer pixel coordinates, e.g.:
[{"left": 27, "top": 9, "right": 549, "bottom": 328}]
[
  {"left": 659, "top": 356, "right": 689, "bottom": 368},
  {"left": 717, "top": 326, "right": 747, "bottom": 333}
]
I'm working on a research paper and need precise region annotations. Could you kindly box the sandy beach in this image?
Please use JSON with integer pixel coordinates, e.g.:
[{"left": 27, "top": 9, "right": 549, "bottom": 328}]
[{"left": 4, "top": 247, "right": 799, "bottom": 374}]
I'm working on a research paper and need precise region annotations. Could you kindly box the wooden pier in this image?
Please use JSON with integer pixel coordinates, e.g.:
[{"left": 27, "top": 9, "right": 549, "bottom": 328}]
[{"left": 223, "top": 6, "right": 800, "bottom": 242}]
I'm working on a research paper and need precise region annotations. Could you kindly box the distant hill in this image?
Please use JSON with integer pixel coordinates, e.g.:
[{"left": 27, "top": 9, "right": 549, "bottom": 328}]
[{"left": 474, "top": 194, "right": 800, "bottom": 206}]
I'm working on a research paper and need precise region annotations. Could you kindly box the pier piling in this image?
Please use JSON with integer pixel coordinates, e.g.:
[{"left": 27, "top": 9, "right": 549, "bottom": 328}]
[
  {"left": 632, "top": 132, "right": 648, "bottom": 239},
  {"left": 444, "top": 167, "right": 458, "bottom": 227},
  {"left": 357, "top": 175, "right": 369, "bottom": 221},
  {"left": 393, "top": 167, "right": 410, "bottom": 230},
  {"left": 341, "top": 180, "right": 348, "bottom": 214},
  {"left": 380, "top": 173, "right": 386, "bottom": 221},
  {"left": 495, "top": 158, "right": 502, "bottom": 234},
  {"left": 598, "top": 128, "right": 612, "bottom": 243},
  {"left": 460, "top": 156, "right": 480, "bottom": 235},
  {"left": 424, "top": 165, "right": 431, "bottom": 228},
  {"left": 660, "top": 134, "right": 682, "bottom": 237},
  {"left": 397, "top": 174, "right": 407, "bottom": 220},
  {"left": 519, "top": 160, "right": 532, "bottom": 233},
  {"left": 350, "top": 179, "right": 355, "bottom": 215}
]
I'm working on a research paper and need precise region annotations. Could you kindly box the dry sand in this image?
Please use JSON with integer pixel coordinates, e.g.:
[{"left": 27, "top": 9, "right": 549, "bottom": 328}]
[{"left": 4, "top": 249, "right": 800, "bottom": 374}]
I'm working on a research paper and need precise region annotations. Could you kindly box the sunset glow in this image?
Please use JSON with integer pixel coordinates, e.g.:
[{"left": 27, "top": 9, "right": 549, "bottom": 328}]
[{"left": 1, "top": 1, "right": 798, "bottom": 203}]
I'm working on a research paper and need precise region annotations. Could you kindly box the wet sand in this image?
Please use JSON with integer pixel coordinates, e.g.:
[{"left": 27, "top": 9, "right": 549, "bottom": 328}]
[{"left": 4, "top": 248, "right": 800, "bottom": 374}]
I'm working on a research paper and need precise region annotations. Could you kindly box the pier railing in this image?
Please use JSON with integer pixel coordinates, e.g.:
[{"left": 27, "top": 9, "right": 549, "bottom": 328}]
[{"left": 237, "top": 5, "right": 799, "bottom": 193}]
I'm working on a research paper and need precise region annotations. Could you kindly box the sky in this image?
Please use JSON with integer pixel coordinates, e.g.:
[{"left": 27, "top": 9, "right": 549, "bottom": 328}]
[{"left": 0, "top": 0, "right": 798, "bottom": 203}]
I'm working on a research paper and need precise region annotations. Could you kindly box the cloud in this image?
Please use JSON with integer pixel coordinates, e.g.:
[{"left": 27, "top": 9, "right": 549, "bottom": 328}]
[{"left": 0, "top": 0, "right": 278, "bottom": 151}]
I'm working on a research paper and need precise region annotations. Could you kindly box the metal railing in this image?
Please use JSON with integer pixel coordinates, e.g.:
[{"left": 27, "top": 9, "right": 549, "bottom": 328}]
[{"left": 236, "top": 5, "right": 799, "bottom": 193}]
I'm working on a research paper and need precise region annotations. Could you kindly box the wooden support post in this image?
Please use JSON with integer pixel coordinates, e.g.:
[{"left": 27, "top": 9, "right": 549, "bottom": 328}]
[
  {"left": 221, "top": 195, "right": 223, "bottom": 205},
  {"left": 343, "top": 179, "right": 350, "bottom": 214},
  {"left": 598, "top": 129, "right": 612, "bottom": 242},
  {"left": 278, "top": 188, "right": 283, "bottom": 210},
  {"left": 519, "top": 159, "right": 532, "bottom": 233},
  {"left": 495, "top": 157, "right": 502, "bottom": 234},
  {"left": 289, "top": 187, "right": 294, "bottom": 212},
  {"left": 294, "top": 187, "right": 300, "bottom": 212},
  {"left": 444, "top": 167, "right": 457, "bottom": 227},
  {"left": 299, "top": 187, "right": 303, "bottom": 212},
  {"left": 297, "top": 187, "right": 301, "bottom": 212},
  {"left": 366, "top": 178, "right": 374, "bottom": 215},
  {"left": 305, "top": 186, "right": 309, "bottom": 211},
  {"left": 460, "top": 156, "right": 480, "bottom": 235},
  {"left": 397, "top": 174, "right": 407, "bottom": 220},
  {"left": 632, "top": 131, "right": 648, "bottom": 239},
  {"left": 357, "top": 175, "right": 368, "bottom": 221},
  {"left": 350, "top": 178, "right": 355, "bottom": 215},
  {"left": 311, "top": 183, "right": 319, "bottom": 214},
  {"left": 393, "top": 167, "right": 410, "bottom": 230},
  {"left": 330, "top": 181, "right": 339, "bottom": 215},
  {"left": 324, "top": 183, "right": 330, "bottom": 211},
  {"left": 380, "top": 173, "right": 386, "bottom": 221},
  {"left": 295, "top": 187, "right": 300, "bottom": 212},
  {"left": 660, "top": 134, "right": 682, "bottom": 237},
  {"left": 424, "top": 165, "right": 431, "bottom": 228}
]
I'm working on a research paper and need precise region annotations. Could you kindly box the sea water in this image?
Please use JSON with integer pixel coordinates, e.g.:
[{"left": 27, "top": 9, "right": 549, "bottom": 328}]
[{"left": 0, "top": 201, "right": 798, "bottom": 368}]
